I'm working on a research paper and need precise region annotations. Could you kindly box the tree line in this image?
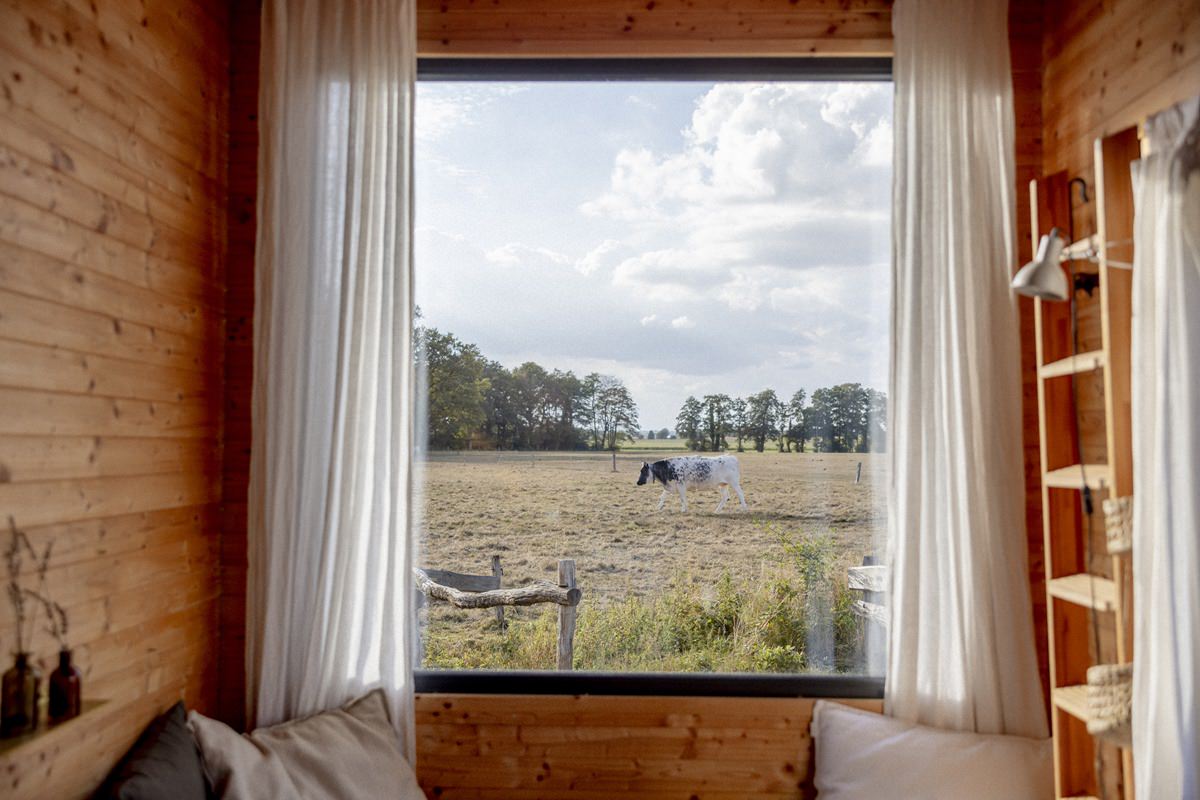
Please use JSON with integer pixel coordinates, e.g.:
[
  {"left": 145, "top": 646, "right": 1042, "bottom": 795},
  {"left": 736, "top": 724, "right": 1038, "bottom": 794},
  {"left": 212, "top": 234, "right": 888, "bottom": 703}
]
[
  {"left": 417, "top": 324, "right": 639, "bottom": 451},
  {"left": 674, "top": 385, "right": 886, "bottom": 454}
]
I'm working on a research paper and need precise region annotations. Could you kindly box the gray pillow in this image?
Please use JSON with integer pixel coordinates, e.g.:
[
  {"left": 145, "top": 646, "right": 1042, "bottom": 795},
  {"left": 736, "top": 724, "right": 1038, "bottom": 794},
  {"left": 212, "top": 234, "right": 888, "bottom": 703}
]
[
  {"left": 95, "top": 702, "right": 209, "bottom": 800},
  {"left": 188, "top": 689, "right": 424, "bottom": 799}
]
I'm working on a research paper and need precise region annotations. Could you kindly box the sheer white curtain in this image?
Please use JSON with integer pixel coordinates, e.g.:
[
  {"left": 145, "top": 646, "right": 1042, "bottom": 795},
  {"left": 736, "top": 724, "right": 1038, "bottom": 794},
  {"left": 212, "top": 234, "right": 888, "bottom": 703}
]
[
  {"left": 886, "top": 0, "right": 1048, "bottom": 739},
  {"left": 246, "top": 0, "right": 417, "bottom": 760},
  {"left": 1131, "top": 94, "right": 1200, "bottom": 798}
]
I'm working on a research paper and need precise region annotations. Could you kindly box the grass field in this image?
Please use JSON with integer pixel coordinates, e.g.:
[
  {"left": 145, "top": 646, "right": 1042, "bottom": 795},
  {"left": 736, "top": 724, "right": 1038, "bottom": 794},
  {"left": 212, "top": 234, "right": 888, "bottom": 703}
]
[{"left": 417, "top": 444, "right": 886, "bottom": 673}]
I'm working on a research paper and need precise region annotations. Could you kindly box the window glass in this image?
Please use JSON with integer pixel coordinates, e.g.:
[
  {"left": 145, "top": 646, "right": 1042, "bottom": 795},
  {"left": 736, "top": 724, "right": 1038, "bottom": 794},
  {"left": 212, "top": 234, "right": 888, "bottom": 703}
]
[{"left": 414, "top": 80, "right": 891, "bottom": 676}]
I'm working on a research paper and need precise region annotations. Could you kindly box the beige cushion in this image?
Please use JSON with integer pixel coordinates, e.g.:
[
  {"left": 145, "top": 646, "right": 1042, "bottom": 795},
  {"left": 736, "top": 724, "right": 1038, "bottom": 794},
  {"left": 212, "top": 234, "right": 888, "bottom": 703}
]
[
  {"left": 188, "top": 689, "right": 425, "bottom": 799},
  {"left": 811, "top": 700, "right": 1053, "bottom": 799}
]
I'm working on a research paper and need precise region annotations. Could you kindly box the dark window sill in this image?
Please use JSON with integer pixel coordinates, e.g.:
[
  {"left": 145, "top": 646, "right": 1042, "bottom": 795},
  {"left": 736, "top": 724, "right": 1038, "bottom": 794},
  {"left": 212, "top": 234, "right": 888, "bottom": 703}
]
[
  {"left": 414, "top": 669, "right": 884, "bottom": 698},
  {"left": 417, "top": 57, "right": 892, "bottom": 83}
]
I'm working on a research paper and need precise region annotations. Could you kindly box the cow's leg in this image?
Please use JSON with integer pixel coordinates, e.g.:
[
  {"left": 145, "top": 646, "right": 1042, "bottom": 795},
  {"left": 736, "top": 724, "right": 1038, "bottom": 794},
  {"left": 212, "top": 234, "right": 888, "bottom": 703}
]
[
  {"left": 677, "top": 484, "right": 688, "bottom": 512},
  {"left": 716, "top": 485, "right": 729, "bottom": 512},
  {"left": 657, "top": 489, "right": 670, "bottom": 511},
  {"left": 732, "top": 479, "right": 747, "bottom": 509}
]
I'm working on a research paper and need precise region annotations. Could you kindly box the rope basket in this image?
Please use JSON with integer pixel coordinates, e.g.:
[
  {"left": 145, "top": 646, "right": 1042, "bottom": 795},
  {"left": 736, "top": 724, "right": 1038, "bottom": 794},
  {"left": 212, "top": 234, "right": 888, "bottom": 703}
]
[
  {"left": 1102, "top": 496, "right": 1133, "bottom": 555},
  {"left": 1086, "top": 663, "right": 1133, "bottom": 746}
]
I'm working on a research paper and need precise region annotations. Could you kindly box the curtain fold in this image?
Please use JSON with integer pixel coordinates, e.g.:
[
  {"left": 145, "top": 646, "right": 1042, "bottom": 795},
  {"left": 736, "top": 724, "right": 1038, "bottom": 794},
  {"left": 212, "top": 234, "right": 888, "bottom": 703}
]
[
  {"left": 1131, "top": 94, "right": 1200, "bottom": 798},
  {"left": 247, "top": 0, "right": 417, "bottom": 760},
  {"left": 886, "top": 0, "right": 1048, "bottom": 739}
]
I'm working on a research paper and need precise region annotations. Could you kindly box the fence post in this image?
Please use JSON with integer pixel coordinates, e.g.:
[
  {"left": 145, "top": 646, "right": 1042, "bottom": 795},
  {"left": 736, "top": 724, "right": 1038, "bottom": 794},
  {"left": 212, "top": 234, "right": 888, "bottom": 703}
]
[
  {"left": 855, "top": 461, "right": 863, "bottom": 484},
  {"left": 492, "top": 554, "right": 505, "bottom": 630},
  {"left": 612, "top": 451, "right": 617, "bottom": 472},
  {"left": 557, "top": 559, "right": 577, "bottom": 670}
]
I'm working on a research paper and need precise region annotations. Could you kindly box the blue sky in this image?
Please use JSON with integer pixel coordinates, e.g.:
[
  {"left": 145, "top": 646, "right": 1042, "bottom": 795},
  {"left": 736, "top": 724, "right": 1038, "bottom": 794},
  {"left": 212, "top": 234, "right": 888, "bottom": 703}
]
[{"left": 415, "top": 81, "right": 892, "bottom": 430}]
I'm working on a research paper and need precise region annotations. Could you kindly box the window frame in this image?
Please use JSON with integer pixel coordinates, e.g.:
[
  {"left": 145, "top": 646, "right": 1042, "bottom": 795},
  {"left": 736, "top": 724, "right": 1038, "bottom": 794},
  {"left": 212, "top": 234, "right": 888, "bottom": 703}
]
[{"left": 414, "top": 55, "right": 891, "bottom": 699}]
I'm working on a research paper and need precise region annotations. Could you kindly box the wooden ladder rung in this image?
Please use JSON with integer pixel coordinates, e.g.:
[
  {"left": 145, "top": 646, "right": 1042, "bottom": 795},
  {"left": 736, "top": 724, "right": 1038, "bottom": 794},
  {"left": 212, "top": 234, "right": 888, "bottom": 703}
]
[
  {"left": 1047, "top": 573, "right": 1117, "bottom": 611},
  {"left": 1052, "top": 685, "right": 1092, "bottom": 724},
  {"left": 1039, "top": 350, "right": 1106, "bottom": 379},
  {"left": 1043, "top": 464, "right": 1111, "bottom": 490}
]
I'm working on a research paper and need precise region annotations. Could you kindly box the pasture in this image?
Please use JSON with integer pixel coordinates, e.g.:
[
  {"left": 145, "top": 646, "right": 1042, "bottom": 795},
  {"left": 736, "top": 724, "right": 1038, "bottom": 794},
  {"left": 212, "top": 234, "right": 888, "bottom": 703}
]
[{"left": 417, "top": 445, "right": 887, "bottom": 672}]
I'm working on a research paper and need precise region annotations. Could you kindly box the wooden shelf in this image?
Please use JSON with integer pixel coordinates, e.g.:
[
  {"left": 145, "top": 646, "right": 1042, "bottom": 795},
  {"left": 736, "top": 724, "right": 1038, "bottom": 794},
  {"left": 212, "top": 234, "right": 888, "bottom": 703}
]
[
  {"left": 1043, "top": 464, "right": 1111, "bottom": 491},
  {"left": 0, "top": 699, "right": 108, "bottom": 758},
  {"left": 1053, "top": 685, "right": 1092, "bottom": 724},
  {"left": 1048, "top": 573, "right": 1117, "bottom": 611},
  {"left": 1040, "top": 350, "right": 1106, "bottom": 379}
]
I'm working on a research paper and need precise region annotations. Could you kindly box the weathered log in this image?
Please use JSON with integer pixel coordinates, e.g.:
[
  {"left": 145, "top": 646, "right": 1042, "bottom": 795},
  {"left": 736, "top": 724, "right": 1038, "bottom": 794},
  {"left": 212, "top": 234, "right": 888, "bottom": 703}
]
[
  {"left": 852, "top": 599, "right": 888, "bottom": 627},
  {"left": 847, "top": 565, "right": 888, "bottom": 593},
  {"left": 415, "top": 569, "right": 581, "bottom": 608}
]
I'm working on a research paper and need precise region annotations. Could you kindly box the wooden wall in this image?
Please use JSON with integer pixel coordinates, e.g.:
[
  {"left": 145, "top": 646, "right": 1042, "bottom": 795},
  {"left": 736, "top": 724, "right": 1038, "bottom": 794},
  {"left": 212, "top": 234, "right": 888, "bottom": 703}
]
[
  {"left": 0, "top": 0, "right": 229, "bottom": 797},
  {"left": 3, "top": 0, "right": 1192, "bottom": 796},
  {"left": 1009, "top": 0, "right": 1050, "bottom": 713},
  {"left": 219, "top": 0, "right": 260, "bottom": 734},
  {"left": 416, "top": 694, "right": 882, "bottom": 799},
  {"left": 1043, "top": 0, "right": 1200, "bottom": 227},
  {"left": 417, "top": 0, "right": 893, "bottom": 57}
]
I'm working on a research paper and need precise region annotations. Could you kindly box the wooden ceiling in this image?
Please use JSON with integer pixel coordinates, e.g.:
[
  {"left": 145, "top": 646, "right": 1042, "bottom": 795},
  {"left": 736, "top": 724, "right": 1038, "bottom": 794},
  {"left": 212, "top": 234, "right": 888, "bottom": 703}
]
[{"left": 416, "top": 0, "right": 894, "bottom": 57}]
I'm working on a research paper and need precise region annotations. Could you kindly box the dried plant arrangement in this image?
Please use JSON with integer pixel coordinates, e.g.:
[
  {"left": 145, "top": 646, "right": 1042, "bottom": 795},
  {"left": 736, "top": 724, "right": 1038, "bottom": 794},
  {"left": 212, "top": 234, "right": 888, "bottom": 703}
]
[
  {"left": 4, "top": 517, "right": 39, "bottom": 656},
  {"left": 4, "top": 517, "right": 68, "bottom": 653}
]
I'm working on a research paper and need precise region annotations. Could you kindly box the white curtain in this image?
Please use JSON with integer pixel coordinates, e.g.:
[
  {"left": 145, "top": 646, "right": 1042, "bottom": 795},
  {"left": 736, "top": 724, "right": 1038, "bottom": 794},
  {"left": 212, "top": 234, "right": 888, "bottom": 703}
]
[
  {"left": 886, "top": 0, "right": 1048, "bottom": 739},
  {"left": 1131, "top": 95, "right": 1200, "bottom": 798},
  {"left": 247, "top": 0, "right": 417, "bottom": 761}
]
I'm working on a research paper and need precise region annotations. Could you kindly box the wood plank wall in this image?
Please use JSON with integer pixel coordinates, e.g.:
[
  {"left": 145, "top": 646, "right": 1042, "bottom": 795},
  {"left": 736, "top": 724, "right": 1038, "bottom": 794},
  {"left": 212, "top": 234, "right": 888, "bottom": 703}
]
[
  {"left": 417, "top": 0, "right": 893, "bottom": 57},
  {"left": 219, "top": 0, "right": 260, "bottom": 733},
  {"left": 1043, "top": 0, "right": 1200, "bottom": 232},
  {"left": 416, "top": 694, "right": 883, "bottom": 800},
  {"left": 0, "top": 0, "right": 230, "bottom": 797},
  {"left": 1009, "top": 0, "right": 1050, "bottom": 714},
  {"left": 1036, "top": 2, "right": 1198, "bottom": 795}
]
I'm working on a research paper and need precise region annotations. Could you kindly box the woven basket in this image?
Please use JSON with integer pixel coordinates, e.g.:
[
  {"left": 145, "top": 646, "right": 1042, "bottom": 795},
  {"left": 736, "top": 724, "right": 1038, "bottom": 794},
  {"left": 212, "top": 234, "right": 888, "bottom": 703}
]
[
  {"left": 1102, "top": 496, "right": 1133, "bottom": 555},
  {"left": 1086, "top": 663, "right": 1133, "bottom": 746}
]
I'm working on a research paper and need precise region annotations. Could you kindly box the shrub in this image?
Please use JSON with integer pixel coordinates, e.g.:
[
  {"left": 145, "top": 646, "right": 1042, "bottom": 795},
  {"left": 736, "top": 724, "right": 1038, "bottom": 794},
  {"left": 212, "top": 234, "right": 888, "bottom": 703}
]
[{"left": 422, "top": 526, "right": 871, "bottom": 674}]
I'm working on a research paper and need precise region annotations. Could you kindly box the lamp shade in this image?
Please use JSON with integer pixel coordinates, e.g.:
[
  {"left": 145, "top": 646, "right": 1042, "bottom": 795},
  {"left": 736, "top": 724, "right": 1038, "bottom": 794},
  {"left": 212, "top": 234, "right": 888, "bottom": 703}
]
[{"left": 1012, "top": 228, "right": 1069, "bottom": 301}]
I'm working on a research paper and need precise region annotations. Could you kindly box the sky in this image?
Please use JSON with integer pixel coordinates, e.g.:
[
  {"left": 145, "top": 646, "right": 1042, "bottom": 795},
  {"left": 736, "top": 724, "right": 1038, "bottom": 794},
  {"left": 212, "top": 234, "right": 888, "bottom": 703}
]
[{"left": 414, "top": 81, "right": 892, "bottom": 431}]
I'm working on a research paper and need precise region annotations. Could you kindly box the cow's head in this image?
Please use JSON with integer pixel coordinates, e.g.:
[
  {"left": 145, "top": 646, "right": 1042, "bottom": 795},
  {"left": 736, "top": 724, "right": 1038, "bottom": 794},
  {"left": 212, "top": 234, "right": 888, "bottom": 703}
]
[{"left": 637, "top": 462, "right": 651, "bottom": 486}]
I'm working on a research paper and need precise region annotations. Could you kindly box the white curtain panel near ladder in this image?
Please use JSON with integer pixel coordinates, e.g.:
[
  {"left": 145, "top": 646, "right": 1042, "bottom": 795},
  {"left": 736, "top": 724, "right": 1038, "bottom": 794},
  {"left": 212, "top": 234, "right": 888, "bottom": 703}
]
[
  {"left": 887, "top": 0, "right": 1048, "bottom": 739},
  {"left": 247, "top": 0, "right": 417, "bottom": 759},
  {"left": 1131, "top": 95, "right": 1200, "bottom": 798}
]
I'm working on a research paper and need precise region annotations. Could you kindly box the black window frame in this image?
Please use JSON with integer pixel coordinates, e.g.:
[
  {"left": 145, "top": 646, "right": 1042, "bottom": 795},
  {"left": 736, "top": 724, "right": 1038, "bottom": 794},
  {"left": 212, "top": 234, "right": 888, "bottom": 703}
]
[{"left": 413, "top": 55, "right": 891, "bottom": 700}]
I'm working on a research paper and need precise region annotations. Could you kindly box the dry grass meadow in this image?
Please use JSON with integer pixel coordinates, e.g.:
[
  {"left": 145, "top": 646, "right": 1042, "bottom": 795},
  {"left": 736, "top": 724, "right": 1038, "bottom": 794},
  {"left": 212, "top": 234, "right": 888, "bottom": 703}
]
[{"left": 417, "top": 442, "right": 887, "bottom": 673}]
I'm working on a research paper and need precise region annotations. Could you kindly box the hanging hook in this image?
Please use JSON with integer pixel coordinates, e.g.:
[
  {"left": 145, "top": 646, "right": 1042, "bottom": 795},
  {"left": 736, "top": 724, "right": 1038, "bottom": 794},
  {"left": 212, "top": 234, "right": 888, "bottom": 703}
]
[{"left": 1069, "top": 176, "right": 1090, "bottom": 206}]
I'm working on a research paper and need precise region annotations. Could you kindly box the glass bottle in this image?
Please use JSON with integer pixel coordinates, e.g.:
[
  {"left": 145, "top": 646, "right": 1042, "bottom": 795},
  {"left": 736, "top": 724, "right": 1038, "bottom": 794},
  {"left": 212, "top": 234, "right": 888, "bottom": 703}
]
[
  {"left": 48, "top": 649, "right": 81, "bottom": 722},
  {"left": 1, "top": 652, "right": 41, "bottom": 737}
]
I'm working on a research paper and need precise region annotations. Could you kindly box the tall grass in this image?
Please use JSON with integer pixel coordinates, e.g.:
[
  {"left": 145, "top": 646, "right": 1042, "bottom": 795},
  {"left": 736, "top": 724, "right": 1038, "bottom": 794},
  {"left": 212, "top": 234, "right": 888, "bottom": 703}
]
[{"left": 421, "top": 526, "right": 871, "bottom": 673}]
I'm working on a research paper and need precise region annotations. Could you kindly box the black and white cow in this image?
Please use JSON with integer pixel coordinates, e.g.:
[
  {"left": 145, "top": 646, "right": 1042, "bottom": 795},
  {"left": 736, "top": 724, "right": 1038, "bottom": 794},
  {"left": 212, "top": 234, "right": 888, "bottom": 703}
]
[{"left": 636, "top": 455, "right": 748, "bottom": 512}]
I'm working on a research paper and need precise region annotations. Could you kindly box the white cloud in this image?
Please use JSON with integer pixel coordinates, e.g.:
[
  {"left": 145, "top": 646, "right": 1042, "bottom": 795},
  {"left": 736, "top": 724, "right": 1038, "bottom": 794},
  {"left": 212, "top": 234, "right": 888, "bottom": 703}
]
[
  {"left": 415, "top": 82, "right": 892, "bottom": 427},
  {"left": 485, "top": 242, "right": 571, "bottom": 268},
  {"left": 416, "top": 84, "right": 528, "bottom": 142}
]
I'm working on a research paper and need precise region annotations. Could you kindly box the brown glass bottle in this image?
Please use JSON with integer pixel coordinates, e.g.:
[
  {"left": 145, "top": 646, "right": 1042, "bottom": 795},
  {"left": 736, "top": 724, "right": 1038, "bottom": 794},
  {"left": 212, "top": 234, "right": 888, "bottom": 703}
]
[
  {"left": 49, "top": 649, "right": 81, "bottom": 723},
  {"left": 1, "top": 652, "right": 41, "bottom": 737}
]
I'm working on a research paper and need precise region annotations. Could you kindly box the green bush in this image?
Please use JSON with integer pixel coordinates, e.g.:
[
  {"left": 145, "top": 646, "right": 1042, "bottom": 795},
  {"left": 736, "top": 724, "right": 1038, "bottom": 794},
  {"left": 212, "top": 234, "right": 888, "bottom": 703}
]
[{"left": 422, "top": 526, "right": 871, "bottom": 674}]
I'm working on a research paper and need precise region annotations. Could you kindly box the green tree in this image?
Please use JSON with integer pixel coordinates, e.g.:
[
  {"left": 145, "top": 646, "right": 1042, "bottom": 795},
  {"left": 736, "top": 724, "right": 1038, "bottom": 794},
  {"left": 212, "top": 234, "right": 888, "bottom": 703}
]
[
  {"left": 783, "top": 389, "right": 807, "bottom": 452},
  {"left": 581, "top": 373, "right": 640, "bottom": 451},
  {"left": 730, "top": 397, "right": 748, "bottom": 452},
  {"left": 416, "top": 326, "right": 489, "bottom": 449},
  {"left": 701, "top": 394, "right": 732, "bottom": 451},
  {"left": 745, "top": 389, "right": 780, "bottom": 452},
  {"left": 675, "top": 396, "right": 703, "bottom": 451}
]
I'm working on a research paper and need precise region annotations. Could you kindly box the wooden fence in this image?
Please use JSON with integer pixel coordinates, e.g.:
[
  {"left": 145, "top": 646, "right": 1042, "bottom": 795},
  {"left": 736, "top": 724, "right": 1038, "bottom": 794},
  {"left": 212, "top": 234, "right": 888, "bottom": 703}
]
[{"left": 416, "top": 556, "right": 581, "bottom": 670}]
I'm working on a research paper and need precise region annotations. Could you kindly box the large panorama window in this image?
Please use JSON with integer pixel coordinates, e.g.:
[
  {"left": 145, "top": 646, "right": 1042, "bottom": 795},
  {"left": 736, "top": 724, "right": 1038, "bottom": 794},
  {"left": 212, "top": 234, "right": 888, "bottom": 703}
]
[{"left": 414, "top": 61, "right": 891, "bottom": 688}]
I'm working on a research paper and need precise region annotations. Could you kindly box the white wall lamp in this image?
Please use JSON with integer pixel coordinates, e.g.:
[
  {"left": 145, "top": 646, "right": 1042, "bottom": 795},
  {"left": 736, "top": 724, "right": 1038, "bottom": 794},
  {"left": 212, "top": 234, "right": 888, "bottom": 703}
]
[{"left": 1011, "top": 227, "right": 1070, "bottom": 301}]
